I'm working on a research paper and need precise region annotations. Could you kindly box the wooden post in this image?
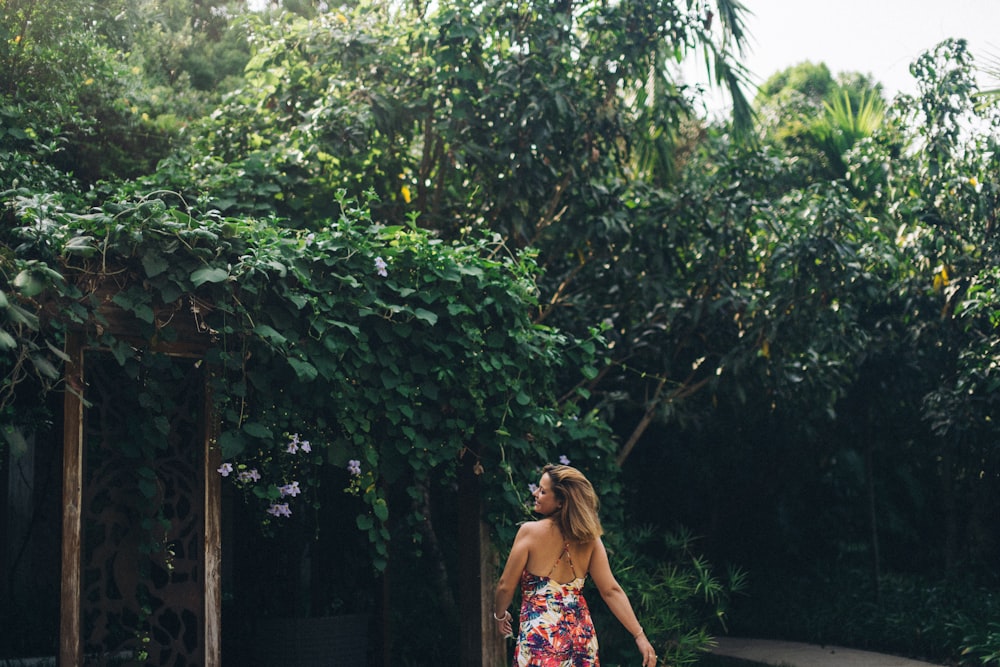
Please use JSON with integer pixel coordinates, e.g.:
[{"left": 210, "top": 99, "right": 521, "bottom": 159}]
[
  {"left": 203, "top": 378, "right": 222, "bottom": 666},
  {"left": 458, "top": 453, "right": 506, "bottom": 666},
  {"left": 479, "top": 518, "right": 507, "bottom": 666},
  {"left": 59, "top": 331, "right": 85, "bottom": 666}
]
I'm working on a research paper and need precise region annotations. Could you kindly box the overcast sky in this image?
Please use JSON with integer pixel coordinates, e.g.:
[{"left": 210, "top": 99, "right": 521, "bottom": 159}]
[{"left": 687, "top": 0, "right": 1000, "bottom": 113}]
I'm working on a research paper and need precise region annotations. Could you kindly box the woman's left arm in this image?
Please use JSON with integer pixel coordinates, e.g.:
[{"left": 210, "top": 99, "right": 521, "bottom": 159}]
[{"left": 590, "top": 537, "right": 658, "bottom": 666}]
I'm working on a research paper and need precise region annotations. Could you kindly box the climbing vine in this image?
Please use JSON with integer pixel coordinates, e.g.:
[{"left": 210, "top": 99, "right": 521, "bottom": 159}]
[{"left": 1, "top": 187, "right": 619, "bottom": 568}]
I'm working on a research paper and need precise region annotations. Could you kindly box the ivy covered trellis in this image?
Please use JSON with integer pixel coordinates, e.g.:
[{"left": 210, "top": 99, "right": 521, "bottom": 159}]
[{"left": 1, "top": 186, "right": 619, "bottom": 570}]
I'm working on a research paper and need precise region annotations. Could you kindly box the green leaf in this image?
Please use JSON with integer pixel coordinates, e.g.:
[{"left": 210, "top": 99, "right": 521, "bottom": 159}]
[
  {"left": 31, "top": 355, "right": 60, "bottom": 379},
  {"left": 45, "top": 339, "right": 71, "bottom": 362},
  {"left": 328, "top": 319, "right": 361, "bottom": 337},
  {"left": 63, "top": 235, "right": 97, "bottom": 257},
  {"left": 413, "top": 308, "right": 438, "bottom": 325},
  {"left": 142, "top": 252, "right": 170, "bottom": 278},
  {"left": 12, "top": 270, "right": 45, "bottom": 297},
  {"left": 4, "top": 302, "right": 38, "bottom": 329},
  {"left": 447, "top": 302, "right": 473, "bottom": 316},
  {"left": 253, "top": 324, "right": 287, "bottom": 345},
  {"left": 287, "top": 357, "right": 318, "bottom": 381},
  {"left": 218, "top": 430, "right": 245, "bottom": 459},
  {"left": 133, "top": 303, "right": 154, "bottom": 324},
  {"left": 242, "top": 421, "right": 273, "bottom": 439},
  {"left": 0, "top": 329, "right": 16, "bottom": 351},
  {"left": 190, "top": 267, "right": 229, "bottom": 287},
  {"left": 380, "top": 369, "right": 400, "bottom": 389}
]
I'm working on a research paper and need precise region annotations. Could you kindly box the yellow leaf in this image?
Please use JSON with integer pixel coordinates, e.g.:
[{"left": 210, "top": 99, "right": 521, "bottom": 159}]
[
  {"left": 401, "top": 185, "right": 411, "bottom": 203},
  {"left": 933, "top": 266, "right": 949, "bottom": 291}
]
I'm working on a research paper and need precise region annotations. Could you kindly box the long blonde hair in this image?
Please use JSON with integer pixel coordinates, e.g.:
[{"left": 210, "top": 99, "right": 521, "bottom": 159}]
[{"left": 543, "top": 464, "right": 603, "bottom": 543}]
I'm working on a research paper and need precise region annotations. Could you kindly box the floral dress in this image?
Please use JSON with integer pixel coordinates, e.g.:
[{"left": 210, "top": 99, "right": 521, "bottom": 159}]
[{"left": 514, "top": 544, "right": 599, "bottom": 667}]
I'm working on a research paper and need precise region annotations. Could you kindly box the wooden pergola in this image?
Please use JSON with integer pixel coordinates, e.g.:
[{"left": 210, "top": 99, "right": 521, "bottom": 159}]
[
  {"left": 53, "top": 292, "right": 505, "bottom": 665},
  {"left": 58, "top": 295, "right": 221, "bottom": 666}
]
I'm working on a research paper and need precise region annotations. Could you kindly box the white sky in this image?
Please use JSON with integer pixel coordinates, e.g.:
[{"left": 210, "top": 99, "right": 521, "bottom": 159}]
[{"left": 687, "top": 0, "right": 1000, "bottom": 113}]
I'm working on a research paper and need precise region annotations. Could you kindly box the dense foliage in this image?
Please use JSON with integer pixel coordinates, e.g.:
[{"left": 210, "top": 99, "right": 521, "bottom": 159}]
[
  {"left": 4, "top": 183, "right": 621, "bottom": 562},
  {"left": 2, "top": 0, "right": 755, "bottom": 662},
  {"left": 632, "top": 38, "right": 1000, "bottom": 665},
  {"left": 3, "top": 0, "right": 1000, "bottom": 663}
]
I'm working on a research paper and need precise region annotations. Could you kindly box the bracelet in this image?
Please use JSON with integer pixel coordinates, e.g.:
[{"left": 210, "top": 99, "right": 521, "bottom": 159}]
[
  {"left": 633, "top": 627, "right": 645, "bottom": 639},
  {"left": 493, "top": 610, "right": 511, "bottom": 621}
]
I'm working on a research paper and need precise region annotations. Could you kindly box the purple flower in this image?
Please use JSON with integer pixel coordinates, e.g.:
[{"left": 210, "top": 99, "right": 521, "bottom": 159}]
[
  {"left": 279, "top": 481, "right": 301, "bottom": 497},
  {"left": 217, "top": 463, "right": 233, "bottom": 477},
  {"left": 348, "top": 459, "right": 362, "bottom": 476},
  {"left": 528, "top": 483, "right": 538, "bottom": 494},
  {"left": 300, "top": 439, "right": 312, "bottom": 453},
  {"left": 238, "top": 468, "right": 261, "bottom": 483},
  {"left": 287, "top": 433, "right": 300, "bottom": 454},
  {"left": 374, "top": 256, "right": 388, "bottom": 277},
  {"left": 267, "top": 503, "right": 292, "bottom": 518},
  {"left": 559, "top": 454, "right": 570, "bottom": 465}
]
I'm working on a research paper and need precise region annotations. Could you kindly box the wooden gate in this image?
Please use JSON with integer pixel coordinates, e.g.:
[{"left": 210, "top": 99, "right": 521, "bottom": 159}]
[{"left": 61, "top": 331, "right": 221, "bottom": 666}]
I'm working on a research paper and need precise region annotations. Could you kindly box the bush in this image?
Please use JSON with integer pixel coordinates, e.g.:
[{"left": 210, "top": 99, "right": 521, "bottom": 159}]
[
  {"left": 591, "top": 527, "right": 747, "bottom": 667},
  {"left": 727, "top": 563, "right": 1000, "bottom": 665}
]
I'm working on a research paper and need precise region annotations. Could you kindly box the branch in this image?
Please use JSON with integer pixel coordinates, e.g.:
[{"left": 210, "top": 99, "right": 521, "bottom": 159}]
[
  {"left": 528, "top": 172, "right": 573, "bottom": 249},
  {"left": 534, "top": 254, "right": 589, "bottom": 324},
  {"left": 615, "top": 373, "right": 711, "bottom": 467}
]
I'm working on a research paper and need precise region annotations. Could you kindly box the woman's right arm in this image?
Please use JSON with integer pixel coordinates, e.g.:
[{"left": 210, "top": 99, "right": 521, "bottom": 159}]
[{"left": 493, "top": 523, "right": 532, "bottom": 636}]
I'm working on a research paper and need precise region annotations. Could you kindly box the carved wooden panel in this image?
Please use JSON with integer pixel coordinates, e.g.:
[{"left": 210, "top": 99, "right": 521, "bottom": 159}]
[{"left": 80, "top": 350, "right": 205, "bottom": 666}]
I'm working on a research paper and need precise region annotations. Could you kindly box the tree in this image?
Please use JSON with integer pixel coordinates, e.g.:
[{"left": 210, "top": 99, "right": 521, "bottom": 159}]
[
  {"left": 754, "top": 61, "right": 886, "bottom": 183},
  {"left": 143, "top": 0, "right": 757, "bottom": 468},
  {"left": 2, "top": 0, "right": 756, "bottom": 660}
]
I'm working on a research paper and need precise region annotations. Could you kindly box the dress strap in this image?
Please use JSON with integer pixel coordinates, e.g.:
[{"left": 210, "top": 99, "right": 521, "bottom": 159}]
[{"left": 546, "top": 542, "right": 579, "bottom": 580}]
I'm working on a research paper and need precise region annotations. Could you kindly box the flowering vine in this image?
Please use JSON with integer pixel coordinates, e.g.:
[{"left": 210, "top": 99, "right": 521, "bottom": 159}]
[
  {"left": 4, "top": 188, "right": 618, "bottom": 573},
  {"left": 218, "top": 432, "right": 317, "bottom": 521}
]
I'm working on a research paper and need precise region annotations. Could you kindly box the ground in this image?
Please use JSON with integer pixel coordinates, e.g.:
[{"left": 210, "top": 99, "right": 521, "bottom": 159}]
[{"left": 712, "top": 637, "right": 946, "bottom": 667}]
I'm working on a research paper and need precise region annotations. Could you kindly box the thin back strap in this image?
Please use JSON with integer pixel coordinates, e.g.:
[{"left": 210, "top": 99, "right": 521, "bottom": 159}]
[{"left": 546, "top": 542, "right": 579, "bottom": 579}]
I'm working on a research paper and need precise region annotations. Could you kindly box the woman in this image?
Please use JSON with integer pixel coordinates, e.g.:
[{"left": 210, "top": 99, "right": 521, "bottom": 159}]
[{"left": 493, "top": 464, "right": 657, "bottom": 666}]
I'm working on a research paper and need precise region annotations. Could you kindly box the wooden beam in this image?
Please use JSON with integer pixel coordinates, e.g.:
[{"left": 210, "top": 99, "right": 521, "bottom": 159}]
[{"left": 59, "top": 331, "right": 85, "bottom": 666}]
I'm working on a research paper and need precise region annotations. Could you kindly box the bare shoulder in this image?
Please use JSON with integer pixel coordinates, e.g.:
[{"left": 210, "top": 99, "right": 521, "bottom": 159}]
[
  {"left": 516, "top": 519, "right": 547, "bottom": 537},
  {"left": 514, "top": 519, "right": 554, "bottom": 546}
]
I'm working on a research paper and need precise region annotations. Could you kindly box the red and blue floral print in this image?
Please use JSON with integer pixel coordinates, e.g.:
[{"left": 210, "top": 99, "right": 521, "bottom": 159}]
[{"left": 514, "top": 550, "right": 599, "bottom": 667}]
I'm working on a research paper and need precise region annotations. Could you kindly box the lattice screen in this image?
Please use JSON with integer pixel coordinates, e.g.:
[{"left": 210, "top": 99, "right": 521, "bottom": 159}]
[{"left": 80, "top": 351, "right": 205, "bottom": 666}]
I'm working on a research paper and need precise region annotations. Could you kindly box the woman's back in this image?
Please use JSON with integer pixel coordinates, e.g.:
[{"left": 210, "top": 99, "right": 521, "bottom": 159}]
[
  {"left": 522, "top": 519, "right": 594, "bottom": 583},
  {"left": 494, "top": 465, "right": 657, "bottom": 666}
]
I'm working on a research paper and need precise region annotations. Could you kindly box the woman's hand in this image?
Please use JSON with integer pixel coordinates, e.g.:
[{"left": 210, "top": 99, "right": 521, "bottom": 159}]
[
  {"left": 494, "top": 610, "right": 513, "bottom": 638},
  {"left": 635, "top": 631, "right": 657, "bottom": 666}
]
